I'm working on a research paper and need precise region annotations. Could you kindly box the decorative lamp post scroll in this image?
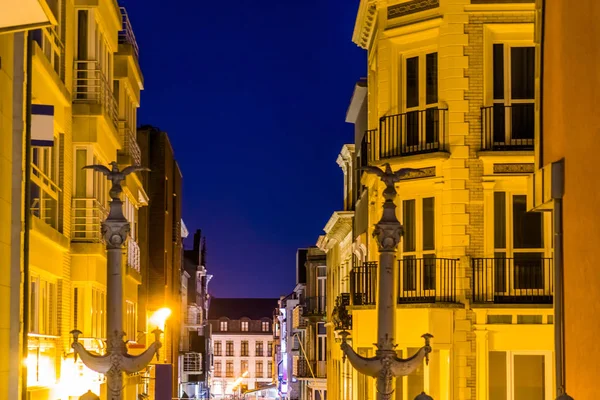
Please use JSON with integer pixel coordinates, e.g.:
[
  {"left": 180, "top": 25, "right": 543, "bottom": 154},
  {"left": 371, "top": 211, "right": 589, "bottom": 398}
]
[
  {"left": 70, "top": 162, "right": 162, "bottom": 400},
  {"left": 335, "top": 163, "right": 434, "bottom": 400}
]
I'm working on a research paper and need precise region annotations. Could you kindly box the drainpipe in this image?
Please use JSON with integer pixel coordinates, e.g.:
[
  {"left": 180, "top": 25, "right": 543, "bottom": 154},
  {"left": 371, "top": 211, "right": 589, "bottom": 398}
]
[
  {"left": 551, "top": 160, "right": 572, "bottom": 400},
  {"left": 21, "top": 30, "right": 34, "bottom": 400}
]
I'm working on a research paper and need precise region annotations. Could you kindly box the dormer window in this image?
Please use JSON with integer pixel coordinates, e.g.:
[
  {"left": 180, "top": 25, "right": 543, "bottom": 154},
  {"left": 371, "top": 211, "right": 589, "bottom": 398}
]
[
  {"left": 261, "top": 321, "right": 270, "bottom": 332},
  {"left": 241, "top": 320, "right": 249, "bottom": 332},
  {"left": 220, "top": 320, "right": 228, "bottom": 331}
]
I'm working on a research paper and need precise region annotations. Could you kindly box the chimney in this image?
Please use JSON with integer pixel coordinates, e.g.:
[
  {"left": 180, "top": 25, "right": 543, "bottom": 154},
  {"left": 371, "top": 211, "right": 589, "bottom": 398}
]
[{"left": 193, "top": 229, "right": 201, "bottom": 252}]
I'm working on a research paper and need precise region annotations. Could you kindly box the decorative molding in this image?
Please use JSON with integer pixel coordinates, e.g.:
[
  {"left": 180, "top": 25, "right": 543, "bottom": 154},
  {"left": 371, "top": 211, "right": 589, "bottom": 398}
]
[
  {"left": 322, "top": 211, "right": 354, "bottom": 246},
  {"left": 472, "top": 0, "right": 533, "bottom": 3},
  {"left": 493, "top": 163, "right": 535, "bottom": 174},
  {"left": 352, "top": 0, "right": 378, "bottom": 49},
  {"left": 397, "top": 166, "right": 436, "bottom": 180},
  {"left": 388, "top": 0, "right": 439, "bottom": 20}
]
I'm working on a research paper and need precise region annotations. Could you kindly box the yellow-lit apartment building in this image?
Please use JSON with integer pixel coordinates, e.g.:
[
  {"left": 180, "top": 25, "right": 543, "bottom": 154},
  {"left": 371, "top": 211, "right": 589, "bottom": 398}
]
[
  {"left": 0, "top": 1, "right": 147, "bottom": 399},
  {"left": 319, "top": 1, "right": 555, "bottom": 399}
]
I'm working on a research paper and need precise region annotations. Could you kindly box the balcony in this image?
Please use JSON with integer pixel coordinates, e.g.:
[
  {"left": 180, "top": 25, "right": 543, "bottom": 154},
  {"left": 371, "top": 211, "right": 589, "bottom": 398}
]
[
  {"left": 32, "top": 26, "right": 64, "bottom": 81},
  {"left": 73, "top": 61, "right": 118, "bottom": 128},
  {"left": 397, "top": 257, "right": 457, "bottom": 304},
  {"left": 30, "top": 163, "right": 60, "bottom": 230},
  {"left": 126, "top": 238, "right": 140, "bottom": 273},
  {"left": 350, "top": 262, "right": 377, "bottom": 306},
  {"left": 71, "top": 198, "right": 108, "bottom": 242},
  {"left": 295, "top": 358, "right": 326, "bottom": 379},
  {"left": 118, "top": 121, "right": 142, "bottom": 166},
  {"left": 472, "top": 257, "right": 553, "bottom": 304},
  {"left": 371, "top": 108, "right": 447, "bottom": 160},
  {"left": 302, "top": 296, "right": 326, "bottom": 317},
  {"left": 118, "top": 7, "right": 139, "bottom": 59},
  {"left": 292, "top": 305, "right": 307, "bottom": 330},
  {"left": 481, "top": 105, "right": 534, "bottom": 151}
]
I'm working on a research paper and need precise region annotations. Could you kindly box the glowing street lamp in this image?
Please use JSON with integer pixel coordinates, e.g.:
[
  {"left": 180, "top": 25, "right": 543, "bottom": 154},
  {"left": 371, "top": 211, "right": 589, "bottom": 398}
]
[
  {"left": 149, "top": 307, "right": 172, "bottom": 332},
  {"left": 70, "top": 162, "right": 162, "bottom": 400}
]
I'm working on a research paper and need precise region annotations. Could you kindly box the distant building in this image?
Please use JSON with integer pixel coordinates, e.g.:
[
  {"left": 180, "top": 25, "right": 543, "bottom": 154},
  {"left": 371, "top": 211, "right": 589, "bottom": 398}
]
[
  {"left": 208, "top": 298, "right": 278, "bottom": 399},
  {"left": 275, "top": 292, "right": 300, "bottom": 399},
  {"left": 138, "top": 125, "right": 185, "bottom": 398},
  {"left": 179, "top": 229, "right": 213, "bottom": 398}
]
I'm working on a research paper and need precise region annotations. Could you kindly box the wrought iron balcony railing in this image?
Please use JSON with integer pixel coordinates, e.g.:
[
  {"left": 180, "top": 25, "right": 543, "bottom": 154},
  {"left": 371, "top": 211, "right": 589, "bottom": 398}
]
[
  {"left": 376, "top": 108, "right": 448, "bottom": 159},
  {"left": 472, "top": 257, "right": 553, "bottom": 304},
  {"left": 118, "top": 121, "right": 142, "bottom": 166},
  {"left": 127, "top": 238, "right": 141, "bottom": 273},
  {"left": 350, "top": 262, "right": 377, "bottom": 306},
  {"left": 302, "top": 296, "right": 326, "bottom": 316},
  {"left": 397, "top": 257, "right": 457, "bottom": 304},
  {"left": 118, "top": 7, "right": 139, "bottom": 58},
  {"left": 73, "top": 61, "right": 118, "bottom": 128},
  {"left": 481, "top": 105, "right": 534, "bottom": 151},
  {"left": 71, "top": 198, "right": 109, "bottom": 242}
]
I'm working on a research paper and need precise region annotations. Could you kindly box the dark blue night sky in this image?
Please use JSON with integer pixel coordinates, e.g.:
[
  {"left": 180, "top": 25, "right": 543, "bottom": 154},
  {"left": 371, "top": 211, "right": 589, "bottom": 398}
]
[{"left": 122, "top": 0, "right": 365, "bottom": 298}]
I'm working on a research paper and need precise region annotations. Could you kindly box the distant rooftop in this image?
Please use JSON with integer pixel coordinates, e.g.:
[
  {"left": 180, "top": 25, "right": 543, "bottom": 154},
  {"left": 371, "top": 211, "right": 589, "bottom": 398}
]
[{"left": 208, "top": 298, "right": 278, "bottom": 320}]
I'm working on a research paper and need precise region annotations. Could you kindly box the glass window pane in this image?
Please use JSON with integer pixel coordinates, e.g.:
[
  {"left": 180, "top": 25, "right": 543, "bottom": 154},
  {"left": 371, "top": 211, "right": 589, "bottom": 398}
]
[
  {"left": 75, "top": 149, "right": 87, "bottom": 197},
  {"left": 423, "top": 254, "right": 436, "bottom": 291},
  {"left": 494, "top": 192, "right": 506, "bottom": 249},
  {"left": 402, "top": 255, "right": 416, "bottom": 292},
  {"left": 511, "top": 103, "right": 534, "bottom": 140},
  {"left": 489, "top": 351, "right": 507, "bottom": 400},
  {"left": 513, "top": 195, "right": 543, "bottom": 248},
  {"left": 423, "top": 197, "right": 435, "bottom": 250},
  {"left": 514, "top": 354, "right": 545, "bottom": 400},
  {"left": 403, "top": 200, "right": 416, "bottom": 252},
  {"left": 406, "top": 57, "right": 419, "bottom": 108},
  {"left": 426, "top": 53, "right": 438, "bottom": 104},
  {"left": 514, "top": 253, "right": 544, "bottom": 290},
  {"left": 511, "top": 47, "right": 535, "bottom": 100},
  {"left": 493, "top": 44, "right": 504, "bottom": 100}
]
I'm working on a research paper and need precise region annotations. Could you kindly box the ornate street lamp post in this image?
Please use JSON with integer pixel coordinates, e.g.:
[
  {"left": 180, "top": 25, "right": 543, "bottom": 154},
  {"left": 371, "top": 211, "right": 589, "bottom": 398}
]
[
  {"left": 336, "top": 163, "right": 434, "bottom": 400},
  {"left": 70, "top": 162, "right": 163, "bottom": 400}
]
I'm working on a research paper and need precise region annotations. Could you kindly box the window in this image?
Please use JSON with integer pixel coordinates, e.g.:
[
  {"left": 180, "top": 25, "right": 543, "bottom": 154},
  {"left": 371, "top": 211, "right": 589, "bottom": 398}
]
[
  {"left": 267, "top": 341, "right": 273, "bottom": 357},
  {"left": 27, "top": 336, "right": 57, "bottom": 387},
  {"left": 489, "top": 351, "right": 550, "bottom": 400},
  {"left": 241, "top": 360, "right": 248, "bottom": 374},
  {"left": 267, "top": 361, "right": 273, "bottom": 378},
  {"left": 255, "top": 341, "right": 264, "bottom": 357},
  {"left": 125, "top": 301, "right": 137, "bottom": 342},
  {"left": 400, "top": 198, "right": 436, "bottom": 294},
  {"left": 492, "top": 44, "right": 535, "bottom": 144},
  {"left": 214, "top": 361, "right": 221, "bottom": 377},
  {"left": 214, "top": 341, "right": 222, "bottom": 357},
  {"left": 261, "top": 321, "right": 270, "bottom": 332},
  {"left": 241, "top": 340, "right": 249, "bottom": 357},
  {"left": 226, "top": 341, "right": 234, "bottom": 357},
  {"left": 403, "top": 52, "right": 439, "bottom": 148},
  {"left": 220, "top": 320, "right": 228, "bottom": 332},
  {"left": 494, "top": 193, "right": 548, "bottom": 293},
  {"left": 30, "top": 138, "right": 60, "bottom": 230},
  {"left": 90, "top": 287, "right": 106, "bottom": 338},
  {"left": 256, "top": 361, "right": 264, "bottom": 378},
  {"left": 241, "top": 320, "right": 249, "bottom": 332},
  {"left": 29, "top": 275, "right": 57, "bottom": 335},
  {"left": 226, "top": 361, "right": 234, "bottom": 378}
]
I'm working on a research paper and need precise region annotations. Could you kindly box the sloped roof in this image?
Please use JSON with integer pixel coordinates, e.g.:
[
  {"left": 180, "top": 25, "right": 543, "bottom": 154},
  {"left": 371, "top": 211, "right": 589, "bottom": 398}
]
[{"left": 208, "top": 297, "right": 278, "bottom": 320}]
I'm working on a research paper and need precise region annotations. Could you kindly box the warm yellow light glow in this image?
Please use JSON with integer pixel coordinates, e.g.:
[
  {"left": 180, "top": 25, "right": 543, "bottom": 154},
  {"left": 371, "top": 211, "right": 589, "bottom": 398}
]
[
  {"left": 232, "top": 370, "right": 250, "bottom": 389},
  {"left": 149, "top": 307, "right": 172, "bottom": 330}
]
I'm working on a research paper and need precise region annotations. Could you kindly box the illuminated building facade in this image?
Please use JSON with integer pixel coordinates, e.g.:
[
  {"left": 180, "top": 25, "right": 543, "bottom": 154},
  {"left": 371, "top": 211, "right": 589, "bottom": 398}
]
[
  {"left": 180, "top": 229, "right": 213, "bottom": 398},
  {"left": 319, "top": 1, "right": 556, "bottom": 399},
  {"left": 0, "top": 2, "right": 149, "bottom": 399},
  {"left": 137, "top": 125, "right": 185, "bottom": 398},
  {"left": 529, "top": 1, "right": 600, "bottom": 398},
  {"left": 208, "top": 298, "right": 277, "bottom": 399},
  {"left": 291, "top": 248, "right": 328, "bottom": 400}
]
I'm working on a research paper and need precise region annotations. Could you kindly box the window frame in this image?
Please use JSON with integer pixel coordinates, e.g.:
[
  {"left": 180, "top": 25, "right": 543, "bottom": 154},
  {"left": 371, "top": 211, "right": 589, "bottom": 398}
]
[
  {"left": 241, "top": 320, "right": 249, "bottom": 332},
  {"left": 488, "top": 350, "right": 553, "bottom": 400},
  {"left": 220, "top": 320, "right": 228, "bottom": 332}
]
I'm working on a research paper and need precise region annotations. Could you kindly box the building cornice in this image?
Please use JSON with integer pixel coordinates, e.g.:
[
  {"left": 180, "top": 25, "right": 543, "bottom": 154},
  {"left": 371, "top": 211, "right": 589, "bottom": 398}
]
[
  {"left": 318, "top": 211, "right": 354, "bottom": 252},
  {"left": 352, "top": 0, "right": 378, "bottom": 49},
  {"left": 336, "top": 144, "right": 355, "bottom": 170}
]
